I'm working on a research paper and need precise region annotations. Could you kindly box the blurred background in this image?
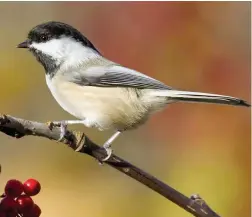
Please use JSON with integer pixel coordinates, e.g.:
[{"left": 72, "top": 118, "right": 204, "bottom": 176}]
[{"left": 0, "top": 2, "right": 250, "bottom": 217}]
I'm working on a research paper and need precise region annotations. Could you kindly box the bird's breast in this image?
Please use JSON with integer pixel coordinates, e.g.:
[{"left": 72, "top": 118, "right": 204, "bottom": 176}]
[{"left": 45, "top": 75, "right": 149, "bottom": 131}]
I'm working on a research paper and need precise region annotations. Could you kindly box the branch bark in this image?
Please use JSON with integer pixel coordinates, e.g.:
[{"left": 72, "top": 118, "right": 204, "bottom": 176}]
[{"left": 0, "top": 114, "right": 220, "bottom": 217}]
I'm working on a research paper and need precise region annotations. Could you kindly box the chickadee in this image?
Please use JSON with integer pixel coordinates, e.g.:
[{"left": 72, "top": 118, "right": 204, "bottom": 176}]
[{"left": 17, "top": 21, "right": 250, "bottom": 161}]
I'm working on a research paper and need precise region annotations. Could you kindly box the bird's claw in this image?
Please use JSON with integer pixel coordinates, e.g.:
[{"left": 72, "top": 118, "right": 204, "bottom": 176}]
[
  {"left": 101, "top": 146, "right": 113, "bottom": 162},
  {"left": 58, "top": 122, "right": 67, "bottom": 141},
  {"left": 47, "top": 121, "right": 67, "bottom": 142},
  {"left": 97, "top": 146, "right": 113, "bottom": 165}
]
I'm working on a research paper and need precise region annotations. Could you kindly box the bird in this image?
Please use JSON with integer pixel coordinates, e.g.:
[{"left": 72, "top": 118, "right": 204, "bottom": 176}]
[{"left": 17, "top": 21, "right": 250, "bottom": 161}]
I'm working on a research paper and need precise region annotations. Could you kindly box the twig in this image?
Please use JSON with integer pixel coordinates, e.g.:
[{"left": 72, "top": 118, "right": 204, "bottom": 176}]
[{"left": 0, "top": 114, "right": 220, "bottom": 217}]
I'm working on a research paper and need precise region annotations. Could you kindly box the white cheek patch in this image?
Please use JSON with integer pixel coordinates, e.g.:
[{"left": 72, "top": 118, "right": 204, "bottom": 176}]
[
  {"left": 31, "top": 38, "right": 65, "bottom": 59},
  {"left": 30, "top": 36, "right": 101, "bottom": 68}
]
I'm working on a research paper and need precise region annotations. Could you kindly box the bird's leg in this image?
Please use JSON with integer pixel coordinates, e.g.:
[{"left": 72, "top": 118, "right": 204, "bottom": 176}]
[
  {"left": 102, "top": 131, "right": 121, "bottom": 162},
  {"left": 48, "top": 120, "right": 86, "bottom": 141}
]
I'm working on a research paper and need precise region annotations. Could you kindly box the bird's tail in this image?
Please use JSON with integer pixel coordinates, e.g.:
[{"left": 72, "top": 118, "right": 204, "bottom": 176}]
[{"left": 150, "top": 90, "right": 250, "bottom": 107}]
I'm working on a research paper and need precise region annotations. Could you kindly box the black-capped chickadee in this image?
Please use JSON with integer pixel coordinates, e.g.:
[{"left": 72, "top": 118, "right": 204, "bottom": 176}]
[{"left": 17, "top": 21, "right": 250, "bottom": 161}]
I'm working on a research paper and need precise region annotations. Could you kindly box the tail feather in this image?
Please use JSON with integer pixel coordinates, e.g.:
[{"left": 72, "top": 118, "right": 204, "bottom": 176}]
[{"left": 151, "top": 90, "right": 250, "bottom": 107}]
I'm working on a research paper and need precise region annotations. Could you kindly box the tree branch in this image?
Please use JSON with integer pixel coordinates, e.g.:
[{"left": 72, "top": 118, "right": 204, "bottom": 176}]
[{"left": 0, "top": 114, "right": 220, "bottom": 217}]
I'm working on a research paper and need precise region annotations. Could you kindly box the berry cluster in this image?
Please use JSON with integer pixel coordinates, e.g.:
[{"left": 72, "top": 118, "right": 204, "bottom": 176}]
[{"left": 0, "top": 179, "right": 41, "bottom": 217}]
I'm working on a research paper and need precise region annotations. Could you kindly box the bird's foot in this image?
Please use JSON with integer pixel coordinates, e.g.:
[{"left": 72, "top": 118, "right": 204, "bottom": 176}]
[
  {"left": 97, "top": 131, "right": 121, "bottom": 164},
  {"left": 97, "top": 144, "right": 113, "bottom": 165},
  {"left": 102, "top": 145, "right": 113, "bottom": 162},
  {"left": 47, "top": 121, "right": 68, "bottom": 142}
]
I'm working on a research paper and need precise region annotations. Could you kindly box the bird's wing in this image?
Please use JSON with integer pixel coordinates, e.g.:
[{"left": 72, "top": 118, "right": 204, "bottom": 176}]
[{"left": 70, "top": 63, "right": 172, "bottom": 90}]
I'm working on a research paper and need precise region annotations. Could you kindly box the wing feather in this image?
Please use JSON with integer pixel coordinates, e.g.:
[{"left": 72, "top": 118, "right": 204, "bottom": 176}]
[{"left": 70, "top": 64, "right": 171, "bottom": 90}]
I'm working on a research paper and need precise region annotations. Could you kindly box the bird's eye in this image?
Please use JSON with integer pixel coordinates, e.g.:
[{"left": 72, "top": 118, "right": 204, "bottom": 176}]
[{"left": 40, "top": 34, "right": 48, "bottom": 41}]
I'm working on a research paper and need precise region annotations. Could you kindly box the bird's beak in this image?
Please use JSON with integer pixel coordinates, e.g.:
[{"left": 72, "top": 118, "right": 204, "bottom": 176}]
[{"left": 17, "top": 40, "right": 30, "bottom": 49}]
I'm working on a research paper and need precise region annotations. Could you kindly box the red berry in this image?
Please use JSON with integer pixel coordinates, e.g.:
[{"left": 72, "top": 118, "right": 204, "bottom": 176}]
[
  {"left": 4, "top": 180, "right": 23, "bottom": 198},
  {"left": 0, "top": 209, "right": 7, "bottom": 217},
  {"left": 0, "top": 212, "right": 6, "bottom": 217},
  {"left": 0, "top": 197, "right": 18, "bottom": 211},
  {"left": 23, "top": 179, "right": 41, "bottom": 196},
  {"left": 16, "top": 195, "right": 34, "bottom": 213},
  {"left": 4, "top": 211, "right": 16, "bottom": 217},
  {"left": 24, "top": 204, "right": 41, "bottom": 217}
]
